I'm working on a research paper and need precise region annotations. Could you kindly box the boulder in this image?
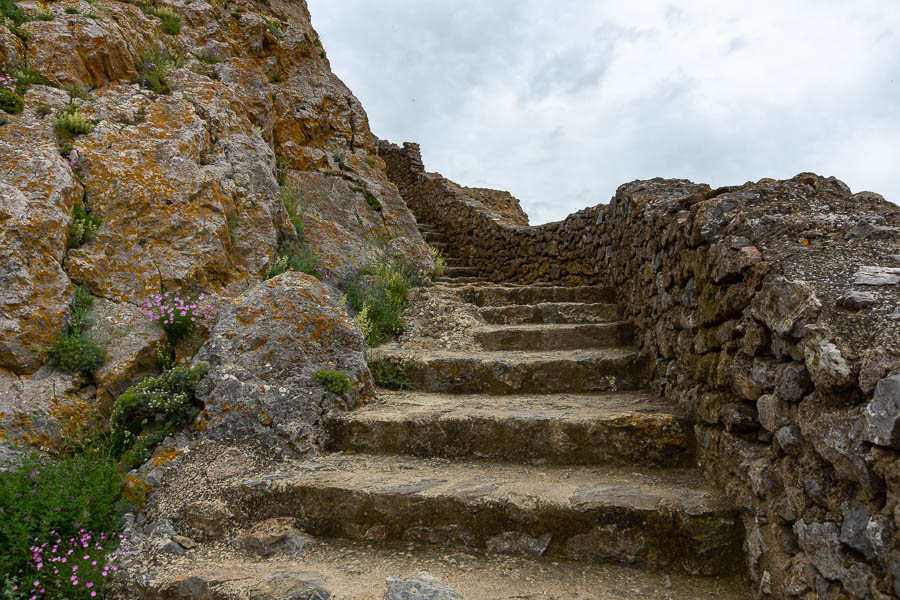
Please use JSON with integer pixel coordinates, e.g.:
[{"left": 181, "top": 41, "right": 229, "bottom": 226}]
[{"left": 195, "top": 273, "right": 375, "bottom": 454}]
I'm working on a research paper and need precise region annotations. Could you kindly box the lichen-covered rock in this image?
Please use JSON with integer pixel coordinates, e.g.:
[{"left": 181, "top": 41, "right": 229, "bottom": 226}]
[
  {"left": 0, "top": 138, "right": 79, "bottom": 374},
  {"left": 863, "top": 374, "right": 900, "bottom": 449},
  {"left": 0, "top": 27, "right": 25, "bottom": 67},
  {"left": 22, "top": 4, "right": 154, "bottom": 88},
  {"left": 195, "top": 273, "right": 374, "bottom": 454}
]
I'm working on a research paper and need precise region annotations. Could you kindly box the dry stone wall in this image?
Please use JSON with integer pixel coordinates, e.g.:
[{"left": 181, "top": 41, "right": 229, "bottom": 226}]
[{"left": 380, "top": 140, "right": 900, "bottom": 600}]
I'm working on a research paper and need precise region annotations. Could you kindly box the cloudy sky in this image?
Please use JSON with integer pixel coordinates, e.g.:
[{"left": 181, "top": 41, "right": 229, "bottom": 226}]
[{"left": 306, "top": 1, "right": 900, "bottom": 224}]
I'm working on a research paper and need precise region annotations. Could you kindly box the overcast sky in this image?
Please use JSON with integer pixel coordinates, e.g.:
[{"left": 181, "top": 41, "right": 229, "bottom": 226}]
[{"left": 306, "top": 1, "right": 900, "bottom": 224}]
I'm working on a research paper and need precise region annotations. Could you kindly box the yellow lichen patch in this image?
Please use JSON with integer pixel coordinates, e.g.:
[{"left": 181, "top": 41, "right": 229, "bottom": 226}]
[
  {"left": 150, "top": 446, "right": 182, "bottom": 469},
  {"left": 0, "top": 394, "right": 108, "bottom": 457},
  {"left": 123, "top": 475, "right": 152, "bottom": 506}
]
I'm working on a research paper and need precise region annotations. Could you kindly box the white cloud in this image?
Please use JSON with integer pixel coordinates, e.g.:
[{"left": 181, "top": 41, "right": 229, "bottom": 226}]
[{"left": 307, "top": 0, "right": 900, "bottom": 224}]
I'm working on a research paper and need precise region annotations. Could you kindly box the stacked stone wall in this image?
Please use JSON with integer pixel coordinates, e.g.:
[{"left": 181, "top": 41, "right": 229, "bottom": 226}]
[{"left": 380, "top": 140, "right": 900, "bottom": 599}]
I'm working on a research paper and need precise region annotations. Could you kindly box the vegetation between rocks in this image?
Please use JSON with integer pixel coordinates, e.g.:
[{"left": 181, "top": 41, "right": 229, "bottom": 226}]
[
  {"left": 136, "top": 45, "right": 182, "bottom": 95},
  {"left": 69, "top": 203, "right": 101, "bottom": 247},
  {"left": 429, "top": 245, "right": 445, "bottom": 281},
  {"left": 142, "top": 4, "right": 180, "bottom": 35},
  {"left": 312, "top": 369, "right": 352, "bottom": 394},
  {"left": 45, "top": 286, "right": 107, "bottom": 375},
  {"left": 368, "top": 357, "right": 407, "bottom": 389},
  {"left": 0, "top": 448, "right": 128, "bottom": 599},
  {"left": 0, "top": 72, "right": 23, "bottom": 113},
  {"left": 110, "top": 363, "right": 208, "bottom": 469},
  {"left": 336, "top": 259, "right": 425, "bottom": 347}
]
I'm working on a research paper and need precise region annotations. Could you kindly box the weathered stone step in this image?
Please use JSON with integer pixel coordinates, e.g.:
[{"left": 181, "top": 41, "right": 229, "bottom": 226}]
[
  {"left": 424, "top": 231, "right": 446, "bottom": 243},
  {"left": 480, "top": 301, "right": 623, "bottom": 325},
  {"left": 226, "top": 455, "right": 743, "bottom": 576},
  {"left": 143, "top": 537, "right": 752, "bottom": 600},
  {"left": 443, "top": 266, "right": 480, "bottom": 278},
  {"left": 367, "top": 348, "right": 649, "bottom": 394},
  {"left": 449, "top": 284, "right": 617, "bottom": 306},
  {"left": 429, "top": 241, "right": 451, "bottom": 252},
  {"left": 445, "top": 257, "right": 469, "bottom": 267},
  {"left": 325, "top": 390, "right": 692, "bottom": 466},
  {"left": 473, "top": 322, "right": 634, "bottom": 351},
  {"left": 436, "top": 275, "right": 484, "bottom": 284}
]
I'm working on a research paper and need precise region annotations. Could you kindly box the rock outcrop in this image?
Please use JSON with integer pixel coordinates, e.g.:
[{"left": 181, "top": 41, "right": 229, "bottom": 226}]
[{"left": 0, "top": 0, "right": 429, "bottom": 445}]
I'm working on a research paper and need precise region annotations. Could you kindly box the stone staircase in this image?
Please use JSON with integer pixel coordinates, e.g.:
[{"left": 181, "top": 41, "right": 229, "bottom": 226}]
[{"left": 146, "top": 223, "right": 750, "bottom": 599}]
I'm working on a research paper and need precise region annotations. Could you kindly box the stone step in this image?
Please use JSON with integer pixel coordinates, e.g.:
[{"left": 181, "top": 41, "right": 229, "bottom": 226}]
[
  {"left": 424, "top": 231, "right": 446, "bottom": 243},
  {"left": 449, "top": 284, "right": 617, "bottom": 306},
  {"left": 429, "top": 241, "right": 451, "bottom": 251},
  {"left": 367, "top": 347, "right": 649, "bottom": 394},
  {"left": 436, "top": 276, "right": 484, "bottom": 284},
  {"left": 480, "top": 302, "right": 623, "bottom": 325},
  {"left": 444, "top": 257, "right": 469, "bottom": 267},
  {"left": 443, "top": 266, "right": 480, "bottom": 278},
  {"left": 144, "top": 537, "right": 752, "bottom": 600},
  {"left": 226, "top": 455, "right": 743, "bottom": 576},
  {"left": 325, "top": 390, "right": 692, "bottom": 467},
  {"left": 473, "top": 322, "right": 634, "bottom": 351}
]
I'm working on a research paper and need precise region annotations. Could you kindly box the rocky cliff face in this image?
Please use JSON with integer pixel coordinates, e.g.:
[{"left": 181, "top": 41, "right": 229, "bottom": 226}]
[{"left": 0, "top": 0, "right": 430, "bottom": 423}]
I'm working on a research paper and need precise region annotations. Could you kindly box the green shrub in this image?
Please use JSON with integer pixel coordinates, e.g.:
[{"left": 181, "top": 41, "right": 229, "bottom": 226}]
[
  {"left": 230, "top": 10, "right": 241, "bottom": 19},
  {"left": 144, "top": 5, "right": 180, "bottom": 35},
  {"left": 195, "top": 50, "right": 223, "bottom": 64},
  {"left": 0, "top": 88, "right": 23, "bottom": 114},
  {"left": 0, "top": 446, "right": 127, "bottom": 578},
  {"left": 336, "top": 259, "right": 425, "bottom": 346},
  {"left": 46, "top": 286, "right": 107, "bottom": 374},
  {"left": 110, "top": 364, "right": 207, "bottom": 468},
  {"left": 10, "top": 65, "right": 49, "bottom": 95},
  {"left": 54, "top": 108, "right": 94, "bottom": 141},
  {"left": 365, "top": 193, "right": 382, "bottom": 212},
  {"left": 65, "top": 6, "right": 80, "bottom": 14},
  {"left": 45, "top": 332, "right": 106, "bottom": 374},
  {"left": 136, "top": 46, "right": 182, "bottom": 94},
  {"left": 0, "top": 0, "right": 28, "bottom": 27},
  {"left": 275, "top": 155, "right": 288, "bottom": 186},
  {"left": 313, "top": 369, "right": 351, "bottom": 394},
  {"left": 429, "top": 245, "right": 445, "bottom": 281},
  {"left": 69, "top": 203, "right": 101, "bottom": 247},
  {"left": 369, "top": 358, "right": 406, "bottom": 390},
  {"left": 281, "top": 186, "right": 306, "bottom": 238},
  {"left": 264, "top": 241, "right": 320, "bottom": 280}
]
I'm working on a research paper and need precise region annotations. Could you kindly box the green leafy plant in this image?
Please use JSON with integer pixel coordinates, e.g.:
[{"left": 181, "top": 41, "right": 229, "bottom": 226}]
[
  {"left": 136, "top": 45, "right": 182, "bottom": 94},
  {"left": 0, "top": 88, "right": 22, "bottom": 114},
  {"left": 68, "top": 203, "right": 101, "bottom": 247},
  {"left": 429, "top": 245, "right": 445, "bottom": 281},
  {"left": 230, "top": 10, "right": 241, "bottom": 19},
  {"left": 140, "top": 292, "right": 216, "bottom": 344},
  {"left": 0, "top": 447, "right": 127, "bottom": 580},
  {"left": 270, "top": 70, "right": 286, "bottom": 83},
  {"left": 110, "top": 364, "right": 207, "bottom": 469},
  {"left": 264, "top": 241, "right": 320, "bottom": 280},
  {"left": 368, "top": 358, "right": 407, "bottom": 390},
  {"left": 365, "top": 193, "right": 383, "bottom": 212},
  {"left": 335, "top": 259, "right": 424, "bottom": 346},
  {"left": 275, "top": 155, "right": 288, "bottom": 186},
  {"left": 65, "top": 6, "right": 80, "bottom": 14},
  {"left": 9, "top": 65, "right": 50, "bottom": 95},
  {"left": 54, "top": 107, "right": 94, "bottom": 141},
  {"left": 0, "top": 0, "right": 28, "bottom": 29},
  {"left": 45, "top": 286, "right": 107, "bottom": 374},
  {"left": 313, "top": 369, "right": 351, "bottom": 394},
  {"left": 196, "top": 50, "right": 223, "bottom": 64},
  {"left": 143, "top": 4, "right": 180, "bottom": 34},
  {"left": 280, "top": 186, "right": 306, "bottom": 239}
]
